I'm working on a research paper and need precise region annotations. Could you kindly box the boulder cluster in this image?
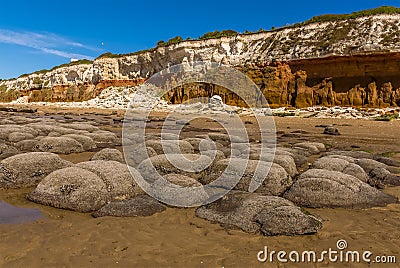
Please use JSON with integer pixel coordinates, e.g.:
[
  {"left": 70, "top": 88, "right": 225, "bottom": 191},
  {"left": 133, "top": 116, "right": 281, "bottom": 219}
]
[
  {"left": 0, "top": 116, "right": 119, "bottom": 159},
  {"left": 1, "top": 114, "right": 399, "bottom": 236}
]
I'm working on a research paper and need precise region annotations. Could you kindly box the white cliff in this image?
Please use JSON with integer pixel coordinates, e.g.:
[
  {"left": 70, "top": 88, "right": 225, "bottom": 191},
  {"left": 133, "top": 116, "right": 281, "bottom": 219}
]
[{"left": 0, "top": 13, "right": 399, "bottom": 96}]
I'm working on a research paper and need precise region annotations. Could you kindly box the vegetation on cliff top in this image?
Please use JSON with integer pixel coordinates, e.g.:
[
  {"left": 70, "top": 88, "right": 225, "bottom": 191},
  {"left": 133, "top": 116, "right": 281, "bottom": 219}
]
[
  {"left": 97, "top": 49, "right": 157, "bottom": 59},
  {"left": 303, "top": 6, "right": 400, "bottom": 24},
  {"left": 18, "top": 59, "right": 93, "bottom": 78},
  {"left": 96, "top": 6, "right": 400, "bottom": 60},
  {"left": 198, "top": 30, "right": 239, "bottom": 40},
  {"left": 157, "top": 36, "right": 184, "bottom": 46}
]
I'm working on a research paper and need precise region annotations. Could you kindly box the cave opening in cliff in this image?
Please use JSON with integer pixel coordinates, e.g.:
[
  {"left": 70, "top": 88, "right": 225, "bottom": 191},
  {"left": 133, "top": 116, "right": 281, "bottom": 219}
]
[{"left": 163, "top": 82, "right": 251, "bottom": 108}]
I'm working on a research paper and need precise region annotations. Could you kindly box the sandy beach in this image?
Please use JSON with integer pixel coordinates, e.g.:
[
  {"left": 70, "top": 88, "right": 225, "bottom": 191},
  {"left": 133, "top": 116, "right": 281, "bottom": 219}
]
[
  {"left": 2, "top": 4, "right": 400, "bottom": 268},
  {"left": 0, "top": 107, "right": 399, "bottom": 267},
  {"left": 0, "top": 186, "right": 399, "bottom": 267}
]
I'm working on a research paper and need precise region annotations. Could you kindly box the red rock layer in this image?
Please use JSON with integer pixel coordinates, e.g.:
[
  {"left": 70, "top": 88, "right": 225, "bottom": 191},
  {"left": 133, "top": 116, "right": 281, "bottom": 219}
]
[{"left": 2, "top": 53, "right": 400, "bottom": 108}]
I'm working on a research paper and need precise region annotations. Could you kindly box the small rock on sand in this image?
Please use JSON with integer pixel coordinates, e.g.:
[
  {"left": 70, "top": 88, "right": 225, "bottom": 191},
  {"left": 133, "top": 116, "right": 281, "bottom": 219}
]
[{"left": 323, "top": 126, "right": 341, "bottom": 135}]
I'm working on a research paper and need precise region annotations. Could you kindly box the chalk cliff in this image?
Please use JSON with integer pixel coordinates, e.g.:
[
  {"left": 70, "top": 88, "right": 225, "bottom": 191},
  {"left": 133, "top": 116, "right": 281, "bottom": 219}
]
[{"left": 1, "top": 13, "right": 400, "bottom": 107}]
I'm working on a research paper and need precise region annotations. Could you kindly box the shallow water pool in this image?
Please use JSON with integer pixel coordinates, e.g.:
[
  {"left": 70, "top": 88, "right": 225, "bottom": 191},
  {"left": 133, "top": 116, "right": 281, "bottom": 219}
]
[{"left": 0, "top": 201, "right": 44, "bottom": 224}]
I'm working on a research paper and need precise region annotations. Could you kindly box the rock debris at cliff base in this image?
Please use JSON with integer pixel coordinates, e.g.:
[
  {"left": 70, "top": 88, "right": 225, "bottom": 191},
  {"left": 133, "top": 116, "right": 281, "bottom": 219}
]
[{"left": 3, "top": 86, "right": 400, "bottom": 120}]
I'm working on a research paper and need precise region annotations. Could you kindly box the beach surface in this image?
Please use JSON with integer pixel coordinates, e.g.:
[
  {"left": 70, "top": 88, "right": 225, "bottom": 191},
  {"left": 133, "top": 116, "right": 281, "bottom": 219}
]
[{"left": 0, "top": 107, "right": 399, "bottom": 267}]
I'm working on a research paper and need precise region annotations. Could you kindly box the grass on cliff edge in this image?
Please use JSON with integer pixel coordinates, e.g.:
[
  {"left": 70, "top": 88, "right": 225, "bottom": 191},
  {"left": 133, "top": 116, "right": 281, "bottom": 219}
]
[
  {"left": 97, "top": 6, "right": 400, "bottom": 60},
  {"left": 304, "top": 6, "right": 400, "bottom": 24},
  {"left": 18, "top": 59, "right": 93, "bottom": 78}
]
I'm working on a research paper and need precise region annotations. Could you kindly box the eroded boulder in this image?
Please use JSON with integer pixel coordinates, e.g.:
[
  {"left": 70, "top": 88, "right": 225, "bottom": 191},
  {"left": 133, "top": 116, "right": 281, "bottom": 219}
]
[
  {"left": 91, "top": 148, "right": 124, "bottom": 163},
  {"left": 83, "top": 131, "right": 119, "bottom": 145},
  {"left": 0, "top": 144, "right": 19, "bottom": 160},
  {"left": 284, "top": 169, "right": 398, "bottom": 208},
  {"left": 294, "top": 142, "right": 326, "bottom": 155},
  {"left": 196, "top": 191, "right": 322, "bottom": 235},
  {"left": 312, "top": 156, "right": 369, "bottom": 182},
  {"left": 33, "top": 137, "right": 84, "bottom": 154},
  {"left": 27, "top": 167, "right": 109, "bottom": 212},
  {"left": 368, "top": 167, "right": 400, "bottom": 188},
  {"left": 62, "top": 134, "right": 96, "bottom": 151},
  {"left": 92, "top": 195, "right": 166, "bottom": 217},
  {"left": 163, "top": 173, "right": 202, "bottom": 187},
  {"left": 126, "top": 144, "right": 157, "bottom": 167},
  {"left": 8, "top": 132, "right": 35, "bottom": 143},
  {"left": 138, "top": 154, "right": 212, "bottom": 182},
  {"left": 355, "top": 158, "right": 388, "bottom": 174},
  {"left": 145, "top": 140, "right": 194, "bottom": 155},
  {"left": 76, "top": 160, "right": 144, "bottom": 200},
  {"left": 207, "top": 159, "right": 292, "bottom": 196},
  {"left": 0, "top": 152, "right": 73, "bottom": 188}
]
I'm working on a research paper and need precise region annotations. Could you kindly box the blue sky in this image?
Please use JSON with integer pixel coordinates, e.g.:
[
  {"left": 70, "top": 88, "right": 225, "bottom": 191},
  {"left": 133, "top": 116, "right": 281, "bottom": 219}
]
[{"left": 0, "top": 0, "right": 399, "bottom": 79}]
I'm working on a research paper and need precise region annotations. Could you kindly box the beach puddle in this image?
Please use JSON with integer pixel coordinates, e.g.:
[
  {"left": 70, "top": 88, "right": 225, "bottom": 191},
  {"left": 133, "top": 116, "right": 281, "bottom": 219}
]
[{"left": 0, "top": 201, "right": 44, "bottom": 224}]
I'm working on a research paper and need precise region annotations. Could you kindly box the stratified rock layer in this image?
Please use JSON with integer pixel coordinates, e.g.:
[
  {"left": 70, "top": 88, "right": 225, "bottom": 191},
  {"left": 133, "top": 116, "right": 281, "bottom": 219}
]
[{"left": 1, "top": 14, "right": 400, "bottom": 108}]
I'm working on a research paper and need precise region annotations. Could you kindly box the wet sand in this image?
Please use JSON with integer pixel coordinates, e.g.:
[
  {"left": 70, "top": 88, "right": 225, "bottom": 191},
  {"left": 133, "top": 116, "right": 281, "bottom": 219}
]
[
  {"left": 0, "top": 186, "right": 399, "bottom": 267},
  {"left": 0, "top": 107, "right": 400, "bottom": 267}
]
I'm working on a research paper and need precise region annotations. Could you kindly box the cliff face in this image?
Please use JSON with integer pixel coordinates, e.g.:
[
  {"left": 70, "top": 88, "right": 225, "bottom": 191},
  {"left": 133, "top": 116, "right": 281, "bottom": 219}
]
[
  {"left": 289, "top": 52, "right": 400, "bottom": 90},
  {"left": 1, "top": 14, "right": 400, "bottom": 107},
  {"left": 163, "top": 62, "right": 400, "bottom": 108}
]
